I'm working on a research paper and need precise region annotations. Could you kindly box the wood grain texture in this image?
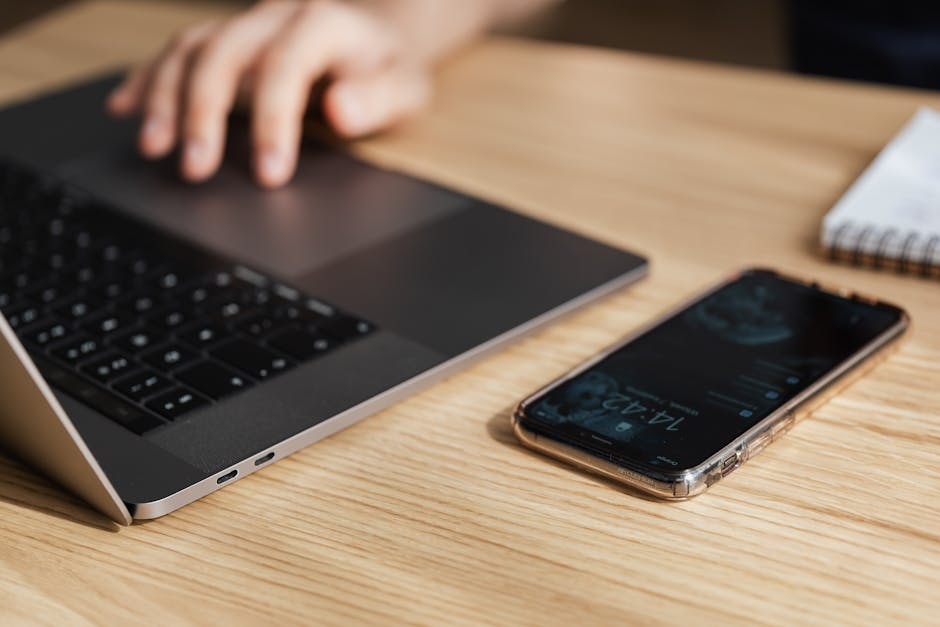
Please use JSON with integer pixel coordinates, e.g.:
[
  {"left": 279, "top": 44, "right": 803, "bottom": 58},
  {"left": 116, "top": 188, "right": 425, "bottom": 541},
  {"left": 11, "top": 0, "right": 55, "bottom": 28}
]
[{"left": 1, "top": 2, "right": 940, "bottom": 625}]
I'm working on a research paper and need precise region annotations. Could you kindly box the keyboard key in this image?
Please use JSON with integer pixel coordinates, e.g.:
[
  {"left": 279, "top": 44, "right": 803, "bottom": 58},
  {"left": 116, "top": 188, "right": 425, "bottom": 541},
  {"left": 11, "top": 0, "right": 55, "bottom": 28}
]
[
  {"left": 273, "top": 302, "right": 311, "bottom": 323},
  {"left": 211, "top": 338, "right": 294, "bottom": 379},
  {"left": 178, "top": 322, "right": 227, "bottom": 349},
  {"left": 113, "top": 369, "right": 173, "bottom": 402},
  {"left": 46, "top": 250, "right": 69, "bottom": 271},
  {"left": 319, "top": 315, "right": 374, "bottom": 341},
  {"left": 24, "top": 283, "right": 71, "bottom": 305},
  {"left": 72, "top": 264, "right": 102, "bottom": 285},
  {"left": 240, "top": 287, "right": 273, "bottom": 307},
  {"left": 146, "top": 306, "right": 192, "bottom": 331},
  {"left": 50, "top": 334, "right": 105, "bottom": 364},
  {"left": 126, "top": 253, "right": 159, "bottom": 278},
  {"left": 177, "top": 284, "right": 211, "bottom": 306},
  {"left": 267, "top": 328, "right": 334, "bottom": 361},
  {"left": 141, "top": 343, "right": 200, "bottom": 372},
  {"left": 26, "top": 320, "right": 70, "bottom": 347},
  {"left": 111, "top": 326, "right": 166, "bottom": 354},
  {"left": 8, "top": 268, "right": 44, "bottom": 290},
  {"left": 175, "top": 360, "right": 252, "bottom": 400},
  {"left": 31, "top": 354, "right": 165, "bottom": 434},
  {"left": 54, "top": 297, "right": 97, "bottom": 322},
  {"left": 89, "top": 277, "right": 131, "bottom": 300},
  {"left": 82, "top": 311, "right": 133, "bottom": 337},
  {"left": 209, "top": 270, "right": 234, "bottom": 288},
  {"left": 234, "top": 313, "right": 283, "bottom": 337},
  {"left": 82, "top": 352, "right": 138, "bottom": 383},
  {"left": 208, "top": 299, "right": 244, "bottom": 320},
  {"left": 150, "top": 269, "right": 190, "bottom": 291},
  {"left": 180, "top": 275, "right": 236, "bottom": 302},
  {"left": 3, "top": 303, "right": 41, "bottom": 329},
  {"left": 95, "top": 395, "right": 165, "bottom": 434},
  {"left": 116, "top": 293, "right": 159, "bottom": 315},
  {"left": 273, "top": 284, "right": 300, "bottom": 301},
  {"left": 98, "top": 242, "right": 125, "bottom": 263},
  {"left": 304, "top": 297, "right": 336, "bottom": 318},
  {"left": 18, "top": 239, "right": 43, "bottom": 258},
  {"left": 146, "top": 387, "right": 209, "bottom": 420},
  {"left": 72, "top": 228, "right": 95, "bottom": 252},
  {"left": 232, "top": 265, "right": 269, "bottom": 288}
]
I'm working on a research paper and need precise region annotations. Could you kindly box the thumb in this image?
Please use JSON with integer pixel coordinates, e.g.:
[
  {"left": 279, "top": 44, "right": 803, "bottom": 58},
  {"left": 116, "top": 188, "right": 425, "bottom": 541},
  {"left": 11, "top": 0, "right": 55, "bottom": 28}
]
[{"left": 323, "top": 66, "right": 431, "bottom": 138}]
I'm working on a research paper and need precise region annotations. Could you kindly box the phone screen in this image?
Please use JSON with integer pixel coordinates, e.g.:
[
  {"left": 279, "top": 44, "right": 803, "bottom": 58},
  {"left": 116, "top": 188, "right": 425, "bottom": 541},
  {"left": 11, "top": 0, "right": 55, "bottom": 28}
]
[{"left": 520, "top": 270, "right": 904, "bottom": 471}]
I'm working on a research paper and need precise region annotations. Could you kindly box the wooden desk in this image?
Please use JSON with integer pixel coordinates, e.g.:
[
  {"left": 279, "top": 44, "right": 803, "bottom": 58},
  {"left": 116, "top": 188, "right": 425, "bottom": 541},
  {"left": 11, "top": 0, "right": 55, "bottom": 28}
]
[{"left": 2, "top": 2, "right": 939, "bottom": 624}]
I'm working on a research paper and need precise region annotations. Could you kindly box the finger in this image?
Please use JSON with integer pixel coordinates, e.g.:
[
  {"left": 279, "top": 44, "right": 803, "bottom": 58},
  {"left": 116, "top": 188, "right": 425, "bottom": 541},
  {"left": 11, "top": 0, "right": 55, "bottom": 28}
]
[
  {"left": 180, "top": 2, "right": 299, "bottom": 181},
  {"left": 250, "top": 4, "right": 389, "bottom": 188},
  {"left": 106, "top": 65, "right": 150, "bottom": 116},
  {"left": 323, "top": 67, "right": 431, "bottom": 138},
  {"left": 138, "top": 23, "right": 217, "bottom": 160}
]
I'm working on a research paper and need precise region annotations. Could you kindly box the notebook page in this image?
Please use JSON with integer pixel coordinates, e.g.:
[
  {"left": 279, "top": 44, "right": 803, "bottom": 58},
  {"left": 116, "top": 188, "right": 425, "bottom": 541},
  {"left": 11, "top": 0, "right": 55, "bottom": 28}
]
[{"left": 822, "top": 107, "right": 940, "bottom": 264}]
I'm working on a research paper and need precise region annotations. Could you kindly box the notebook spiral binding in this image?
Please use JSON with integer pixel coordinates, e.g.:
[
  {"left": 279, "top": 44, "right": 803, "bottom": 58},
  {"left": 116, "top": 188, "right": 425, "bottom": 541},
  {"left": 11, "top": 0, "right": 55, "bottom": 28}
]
[{"left": 825, "top": 221, "right": 940, "bottom": 279}]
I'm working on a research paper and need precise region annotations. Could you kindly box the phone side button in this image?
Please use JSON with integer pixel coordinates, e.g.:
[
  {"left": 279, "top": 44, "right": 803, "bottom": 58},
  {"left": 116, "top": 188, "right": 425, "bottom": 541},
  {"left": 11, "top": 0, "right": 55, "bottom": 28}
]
[
  {"left": 747, "top": 429, "right": 773, "bottom": 458},
  {"left": 771, "top": 411, "right": 795, "bottom": 440}
]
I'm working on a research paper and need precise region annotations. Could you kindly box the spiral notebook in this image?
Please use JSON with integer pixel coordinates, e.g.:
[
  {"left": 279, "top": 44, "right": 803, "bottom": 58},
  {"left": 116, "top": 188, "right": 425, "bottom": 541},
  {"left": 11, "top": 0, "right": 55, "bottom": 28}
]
[{"left": 821, "top": 107, "right": 940, "bottom": 278}]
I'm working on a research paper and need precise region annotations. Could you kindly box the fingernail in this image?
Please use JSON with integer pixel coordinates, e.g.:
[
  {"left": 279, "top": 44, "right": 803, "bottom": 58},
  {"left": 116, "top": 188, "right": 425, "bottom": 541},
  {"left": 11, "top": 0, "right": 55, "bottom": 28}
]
[
  {"left": 336, "top": 87, "right": 368, "bottom": 134},
  {"left": 140, "top": 117, "right": 171, "bottom": 158},
  {"left": 185, "top": 139, "right": 208, "bottom": 167},
  {"left": 142, "top": 117, "right": 164, "bottom": 141},
  {"left": 259, "top": 149, "right": 288, "bottom": 184},
  {"left": 183, "top": 139, "right": 209, "bottom": 177},
  {"left": 107, "top": 88, "right": 129, "bottom": 112}
]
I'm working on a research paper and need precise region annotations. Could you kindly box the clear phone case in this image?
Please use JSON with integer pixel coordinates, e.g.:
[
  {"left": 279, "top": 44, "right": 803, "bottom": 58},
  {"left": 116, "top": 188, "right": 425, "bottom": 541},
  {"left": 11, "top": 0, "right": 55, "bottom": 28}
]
[{"left": 512, "top": 268, "right": 909, "bottom": 499}]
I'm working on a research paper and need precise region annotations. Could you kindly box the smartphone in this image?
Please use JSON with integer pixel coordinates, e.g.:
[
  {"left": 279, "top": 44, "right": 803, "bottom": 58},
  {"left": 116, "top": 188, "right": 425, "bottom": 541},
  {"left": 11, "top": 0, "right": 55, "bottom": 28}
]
[{"left": 512, "top": 268, "right": 908, "bottom": 499}]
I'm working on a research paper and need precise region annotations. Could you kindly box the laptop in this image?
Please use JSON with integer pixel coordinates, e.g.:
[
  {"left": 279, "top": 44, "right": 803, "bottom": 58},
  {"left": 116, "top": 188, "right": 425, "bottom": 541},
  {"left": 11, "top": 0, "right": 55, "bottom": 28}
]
[{"left": 0, "top": 74, "right": 647, "bottom": 524}]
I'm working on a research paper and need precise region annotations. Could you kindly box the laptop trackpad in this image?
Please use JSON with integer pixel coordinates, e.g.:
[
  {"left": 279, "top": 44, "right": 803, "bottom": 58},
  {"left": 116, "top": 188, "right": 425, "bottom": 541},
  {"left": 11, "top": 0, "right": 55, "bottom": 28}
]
[{"left": 58, "top": 143, "right": 465, "bottom": 280}]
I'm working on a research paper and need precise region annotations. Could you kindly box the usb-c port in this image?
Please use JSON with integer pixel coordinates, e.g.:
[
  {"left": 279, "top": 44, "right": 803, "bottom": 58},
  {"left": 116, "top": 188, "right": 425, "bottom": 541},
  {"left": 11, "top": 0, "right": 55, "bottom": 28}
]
[
  {"left": 254, "top": 452, "right": 275, "bottom": 466},
  {"left": 217, "top": 469, "right": 238, "bottom": 484}
]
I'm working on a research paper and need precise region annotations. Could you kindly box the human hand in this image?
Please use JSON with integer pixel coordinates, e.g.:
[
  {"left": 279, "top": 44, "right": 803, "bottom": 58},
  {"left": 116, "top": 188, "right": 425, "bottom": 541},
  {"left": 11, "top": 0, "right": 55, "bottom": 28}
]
[{"left": 106, "top": 0, "right": 432, "bottom": 188}]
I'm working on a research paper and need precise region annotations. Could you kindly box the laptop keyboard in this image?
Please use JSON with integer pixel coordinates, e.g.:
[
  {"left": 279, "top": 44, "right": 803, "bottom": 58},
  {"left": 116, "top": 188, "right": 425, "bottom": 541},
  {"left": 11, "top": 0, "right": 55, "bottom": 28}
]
[{"left": 0, "top": 159, "right": 374, "bottom": 435}]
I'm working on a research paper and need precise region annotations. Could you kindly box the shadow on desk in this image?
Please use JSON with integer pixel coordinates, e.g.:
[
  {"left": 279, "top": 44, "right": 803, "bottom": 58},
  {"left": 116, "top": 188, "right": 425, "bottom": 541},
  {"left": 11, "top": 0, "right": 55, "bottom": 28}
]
[
  {"left": 0, "top": 455, "right": 119, "bottom": 532},
  {"left": 1, "top": 407, "right": 673, "bottom": 532},
  {"left": 484, "top": 407, "right": 664, "bottom": 503}
]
